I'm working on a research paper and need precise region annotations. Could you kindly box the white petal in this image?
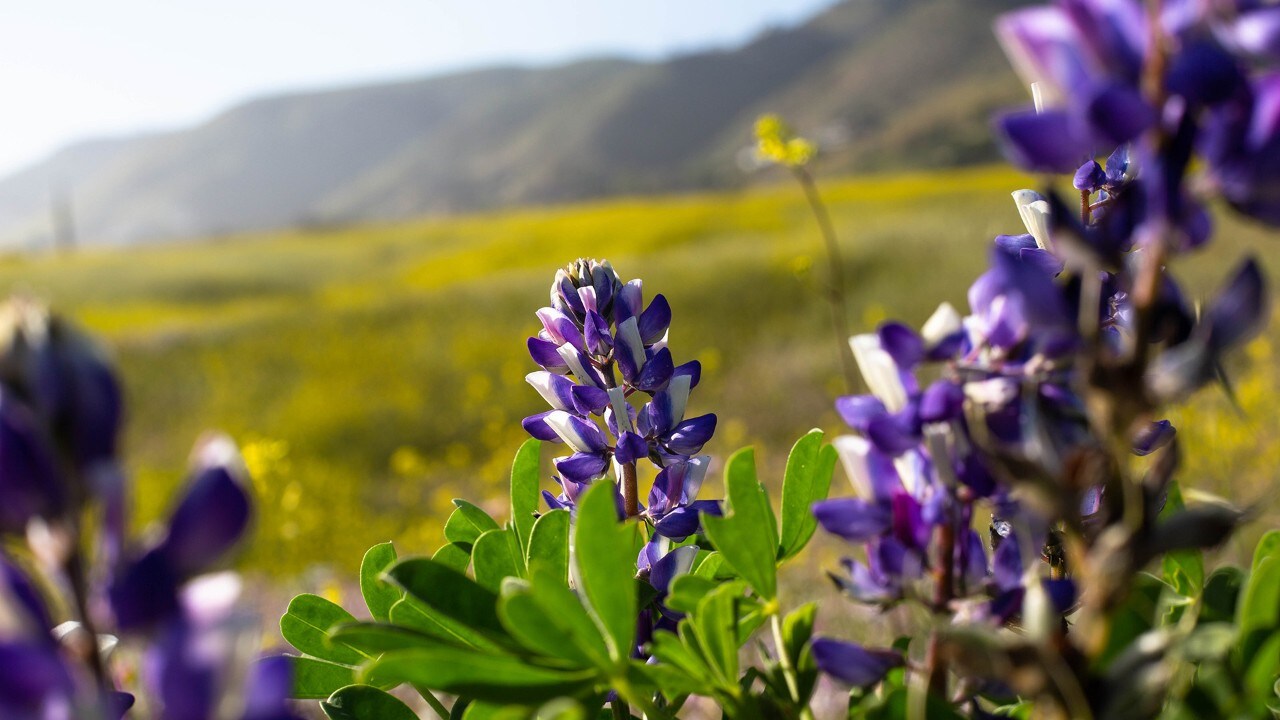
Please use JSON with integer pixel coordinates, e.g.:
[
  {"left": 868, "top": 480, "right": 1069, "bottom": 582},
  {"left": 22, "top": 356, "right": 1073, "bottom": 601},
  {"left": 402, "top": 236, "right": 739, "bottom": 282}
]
[
  {"left": 665, "top": 374, "right": 691, "bottom": 429},
  {"left": 526, "top": 371, "right": 570, "bottom": 411},
  {"left": 607, "top": 386, "right": 632, "bottom": 433},
  {"left": 556, "top": 344, "right": 596, "bottom": 387},
  {"left": 849, "top": 333, "right": 907, "bottom": 412},
  {"left": 615, "top": 316, "right": 646, "bottom": 371},
  {"left": 921, "top": 302, "right": 963, "bottom": 346},
  {"left": 544, "top": 410, "right": 591, "bottom": 453},
  {"left": 832, "top": 435, "right": 874, "bottom": 499},
  {"left": 1012, "top": 189, "right": 1052, "bottom": 250}
]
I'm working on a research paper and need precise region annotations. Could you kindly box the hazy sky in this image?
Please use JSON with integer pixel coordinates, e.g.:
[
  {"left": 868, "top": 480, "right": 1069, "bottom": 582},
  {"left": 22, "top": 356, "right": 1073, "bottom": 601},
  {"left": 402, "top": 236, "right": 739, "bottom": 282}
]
[{"left": 0, "top": 0, "right": 838, "bottom": 178}]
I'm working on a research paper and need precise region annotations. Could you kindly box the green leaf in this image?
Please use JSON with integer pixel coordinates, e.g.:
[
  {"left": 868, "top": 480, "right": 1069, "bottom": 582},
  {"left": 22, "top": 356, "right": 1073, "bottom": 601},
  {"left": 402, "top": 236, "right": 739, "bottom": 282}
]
[
  {"left": 1200, "top": 566, "right": 1245, "bottom": 624},
  {"left": 321, "top": 685, "right": 418, "bottom": 720},
  {"left": 781, "top": 602, "right": 817, "bottom": 668},
  {"left": 1254, "top": 530, "right": 1280, "bottom": 571},
  {"left": 689, "top": 580, "right": 749, "bottom": 682},
  {"left": 573, "top": 480, "right": 638, "bottom": 665},
  {"left": 510, "top": 439, "right": 542, "bottom": 554},
  {"left": 330, "top": 621, "right": 458, "bottom": 653},
  {"left": 499, "top": 581, "right": 602, "bottom": 669},
  {"left": 280, "top": 594, "right": 367, "bottom": 665},
  {"left": 501, "top": 567, "right": 611, "bottom": 669},
  {"left": 444, "top": 500, "right": 501, "bottom": 546},
  {"left": 1245, "top": 632, "right": 1280, "bottom": 702},
  {"left": 459, "top": 702, "right": 530, "bottom": 720},
  {"left": 1238, "top": 555, "right": 1280, "bottom": 659},
  {"left": 285, "top": 655, "right": 357, "bottom": 699},
  {"left": 388, "top": 598, "right": 505, "bottom": 652},
  {"left": 526, "top": 510, "right": 570, "bottom": 585},
  {"left": 361, "top": 647, "right": 596, "bottom": 704},
  {"left": 778, "top": 430, "right": 836, "bottom": 561},
  {"left": 701, "top": 448, "right": 778, "bottom": 599},
  {"left": 360, "top": 543, "right": 400, "bottom": 622},
  {"left": 472, "top": 528, "right": 525, "bottom": 591},
  {"left": 433, "top": 542, "right": 473, "bottom": 573},
  {"left": 666, "top": 574, "right": 717, "bottom": 614},
  {"left": 386, "top": 559, "right": 508, "bottom": 641}
]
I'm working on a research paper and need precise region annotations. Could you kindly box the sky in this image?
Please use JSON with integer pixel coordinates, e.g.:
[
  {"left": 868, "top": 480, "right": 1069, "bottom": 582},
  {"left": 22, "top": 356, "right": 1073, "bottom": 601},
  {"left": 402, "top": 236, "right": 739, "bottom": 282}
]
[{"left": 0, "top": 0, "right": 838, "bottom": 179}]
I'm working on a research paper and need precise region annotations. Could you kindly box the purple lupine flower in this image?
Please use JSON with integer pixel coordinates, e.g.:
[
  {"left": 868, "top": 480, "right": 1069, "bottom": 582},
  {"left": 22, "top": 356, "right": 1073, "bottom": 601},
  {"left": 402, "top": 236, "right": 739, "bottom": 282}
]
[
  {"left": 810, "top": 638, "right": 904, "bottom": 688},
  {"left": 110, "top": 435, "right": 252, "bottom": 632},
  {"left": 523, "top": 260, "right": 717, "bottom": 525}
]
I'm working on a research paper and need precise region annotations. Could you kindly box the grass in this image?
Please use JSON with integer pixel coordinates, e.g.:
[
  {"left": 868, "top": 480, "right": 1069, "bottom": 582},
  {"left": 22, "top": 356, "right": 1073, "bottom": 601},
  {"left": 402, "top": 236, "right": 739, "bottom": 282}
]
[{"left": 2, "top": 163, "right": 1276, "bottom": 578}]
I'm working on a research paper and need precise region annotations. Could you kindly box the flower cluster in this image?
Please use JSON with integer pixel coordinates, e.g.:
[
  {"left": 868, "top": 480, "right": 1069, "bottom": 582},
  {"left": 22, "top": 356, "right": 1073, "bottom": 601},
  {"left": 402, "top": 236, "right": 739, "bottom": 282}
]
[
  {"left": 523, "top": 259, "right": 718, "bottom": 536},
  {"left": 0, "top": 299, "right": 298, "bottom": 719},
  {"left": 522, "top": 259, "right": 720, "bottom": 648},
  {"left": 810, "top": 0, "right": 1273, "bottom": 710}
]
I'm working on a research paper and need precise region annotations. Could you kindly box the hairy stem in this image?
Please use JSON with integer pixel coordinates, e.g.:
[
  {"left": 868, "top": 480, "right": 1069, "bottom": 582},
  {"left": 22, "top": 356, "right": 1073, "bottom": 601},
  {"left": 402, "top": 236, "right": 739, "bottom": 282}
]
[{"left": 622, "top": 460, "right": 639, "bottom": 519}]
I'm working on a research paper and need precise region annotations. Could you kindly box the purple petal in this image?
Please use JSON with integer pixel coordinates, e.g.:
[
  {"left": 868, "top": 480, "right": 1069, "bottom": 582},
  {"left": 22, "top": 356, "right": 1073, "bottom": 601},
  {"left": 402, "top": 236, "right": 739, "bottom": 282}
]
[
  {"left": 0, "top": 394, "right": 65, "bottom": 533},
  {"left": 1205, "top": 257, "right": 1268, "bottom": 352},
  {"left": 672, "top": 361, "right": 701, "bottom": 389},
  {"left": 919, "top": 381, "right": 963, "bottom": 423},
  {"left": 638, "top": 295, "right": 671, "bottom": 345},
  {"left": 992, "top": 535, "right": 1023, "bottom": 593},
  {"left": 0, "top": 555, "right": 52, "bottom": 632},
  {"left": 0, "top": 641, "right": 76, "bottom": 711},
  {"left": 614, "top": 280, "right": 643, "bottom": 324},
  {"left": 522, "top": 411, "right": 561, "bottom": 442},
  {"left": 1132, "top": 420, "right": 1175, "bottom": 457},
  {"left": 243, "top": 657, "right": 297, "bottom": 720},
  {"left": 162, "top": 463, "right": 252, "bottom": 578},
  {"left": 994, "top": 233, "right": 1038, "bottom": 253},
  {"left": 648, "top": 545, "right": 698, "bottom": 595},
  {"left": 834, "top": 395, "right": 886, "bottom": 433},
  {"left": 1085, "top": 82, "right": 1155, "bottom": 145},
  {"left": 811, "top": 638, "right": 903, "bottom": 688},
  {"left": 1166, "top": 40, "right": 1245, "bottom": 107},
  {"left": 865, "top": 410, "right": 920, "bottom": 456},
  {"left": 996, "top": 108, "right": 1091, "bottom": 174},
  {"left": 634, "top": 347, "right": 674, "bottom": 392},
  {"left": 571, "top": 385, "right": 610, "bottom": 416},
  {"left": 1073, "top": 160, "right": 1105, "bottom": 191},
  {"left": 555, "top": 452, "right": 609, "bottom": 484},
  {"left": 1043, "top": 578, "right": 1077, "bottom": 614},
  {"left": 1104, "top": 144, "right": 1131, "bottom": 186},
  {"left": 876, "top": 322, "right": 924, "bottom": 370},
  {"left": 812, "top": 498, "right": 891, "bottom": 543},
  {"left": 109, "top": 548, "right": 181, "bottom": 630},
  {"left": 663, "top": 414, "right": 716, "bottom": 456},
  {"left": 614, "top": 432, "right": 649, "bottom": 465},
  {"left": 584, "top": 311, "right": 613, "bottom": 357},
  {"left": 1019, "top": 247, "right": 1065, "bottom": 276},
  {"left": 654, "top": 500, "right": 721, "bottom": 541}
]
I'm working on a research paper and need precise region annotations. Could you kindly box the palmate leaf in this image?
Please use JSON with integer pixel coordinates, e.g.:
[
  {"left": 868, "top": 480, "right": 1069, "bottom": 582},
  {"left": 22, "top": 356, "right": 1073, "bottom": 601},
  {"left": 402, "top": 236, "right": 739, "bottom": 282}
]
[
  {"left": 359, "top": 542, "right": 401, "bottom": 621},
  {"left": 572, "top": 480, "right": 639, "bottom": 664},
  {"left": 388, "top": 597, "right": 507, "bottom": 652},
  {"left": 280, "top": 594, "right": 368, "bottom": 666},
  {"left": 445, "top": 500, "right": 501, "bottom": 545},
  {"left": 472, "top": 527, "right": 525, "bottom": 592},
  {"left": 321, "top": 685, "right": 418, "bottom": 720},
  {"left": 509, "top": 439, "right": 542, "bottom": 553},
  {"left": 525, "top": 509, "right": 570, "bottom": 585},
  {"left": 361, "top": 647, "right": 596, "bottom": 704},
  {"left": 778, "top": 430, "right": 837, "bottom": 561},
  {"left": 1238, "top": 554, "right": 1280, "bottom": 660},
  {"left": 330, "top": 621, "right": 460, "bottom": 654},
  {"left": 433, "top": 542, "right": 474, "bottom": 573},
  {"left": 498, "top": 567, "right": 611, "bottom": 670},
  {"left": 284, "top": 655, "right": 359, "bottom": 699},
  {"left": 701, "top": 449, "right": 779, "bottom": 599},
  {"left": 387, "top": 558, "right": 504, "bottom": 635}
]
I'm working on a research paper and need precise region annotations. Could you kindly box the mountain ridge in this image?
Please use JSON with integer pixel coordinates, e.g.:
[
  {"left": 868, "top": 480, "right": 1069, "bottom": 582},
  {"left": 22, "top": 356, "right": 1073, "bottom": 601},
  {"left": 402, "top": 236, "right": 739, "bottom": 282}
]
[{"left": 0, "top": 0, "right": 1027, "bottom": 248}]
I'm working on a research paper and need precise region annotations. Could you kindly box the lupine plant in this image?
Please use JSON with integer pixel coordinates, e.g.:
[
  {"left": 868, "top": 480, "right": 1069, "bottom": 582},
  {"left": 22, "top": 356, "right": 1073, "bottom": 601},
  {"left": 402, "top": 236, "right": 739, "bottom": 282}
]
[
  {"left": 5, "top": 1, "right": 1280, "bottom": 719},
  {"left": 0, "top": 298, "right": 299, "bottom": 719}
]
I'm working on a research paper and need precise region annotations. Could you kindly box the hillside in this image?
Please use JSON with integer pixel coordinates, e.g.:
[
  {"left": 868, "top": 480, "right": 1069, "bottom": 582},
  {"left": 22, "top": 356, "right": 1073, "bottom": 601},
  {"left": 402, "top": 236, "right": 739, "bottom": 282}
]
[{"left": 0, "top": 0, "right": 1028, "bottom": 248}]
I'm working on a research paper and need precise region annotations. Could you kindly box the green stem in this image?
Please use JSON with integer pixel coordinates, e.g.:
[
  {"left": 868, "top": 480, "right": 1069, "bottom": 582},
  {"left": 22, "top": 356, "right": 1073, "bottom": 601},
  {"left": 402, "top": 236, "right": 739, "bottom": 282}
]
[
  {"left": 412, "top": 684, "right": 450, "bottom": 719},
  {"left": 792, "top": 167, "right": 859, "bottom": 395},
  {"left": 770, "top": 613, "right": 802, "bottom": 705}
]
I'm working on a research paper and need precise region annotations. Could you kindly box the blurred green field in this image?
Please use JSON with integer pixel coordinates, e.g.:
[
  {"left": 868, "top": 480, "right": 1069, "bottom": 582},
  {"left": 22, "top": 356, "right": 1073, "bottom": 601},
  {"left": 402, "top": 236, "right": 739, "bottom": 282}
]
[{"left": 1, "top": 164, "right": 1275, "bottom": 577}]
